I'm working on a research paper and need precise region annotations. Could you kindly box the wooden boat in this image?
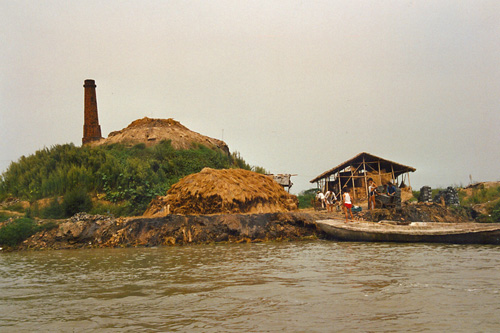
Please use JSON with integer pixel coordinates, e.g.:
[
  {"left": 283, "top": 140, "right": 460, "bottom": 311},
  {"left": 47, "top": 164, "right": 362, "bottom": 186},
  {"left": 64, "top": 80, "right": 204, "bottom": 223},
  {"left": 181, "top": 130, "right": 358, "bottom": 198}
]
[{"left": 316, "top": 219, "right": 500, "bottom": 244}]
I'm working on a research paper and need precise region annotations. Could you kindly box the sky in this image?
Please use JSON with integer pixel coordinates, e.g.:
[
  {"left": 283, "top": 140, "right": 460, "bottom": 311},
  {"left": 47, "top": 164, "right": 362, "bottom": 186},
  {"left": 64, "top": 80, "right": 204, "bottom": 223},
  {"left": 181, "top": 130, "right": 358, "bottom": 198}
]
[{"left": 1, "top": 0, "right": 499, "bottom": 195}]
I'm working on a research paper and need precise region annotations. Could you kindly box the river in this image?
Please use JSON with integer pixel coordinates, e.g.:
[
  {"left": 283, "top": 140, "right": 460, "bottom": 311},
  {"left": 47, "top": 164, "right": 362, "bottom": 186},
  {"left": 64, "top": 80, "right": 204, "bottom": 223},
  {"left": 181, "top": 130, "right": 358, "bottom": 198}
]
[{"left": 1, "top": 241, "right": 499, "bottom": 332}]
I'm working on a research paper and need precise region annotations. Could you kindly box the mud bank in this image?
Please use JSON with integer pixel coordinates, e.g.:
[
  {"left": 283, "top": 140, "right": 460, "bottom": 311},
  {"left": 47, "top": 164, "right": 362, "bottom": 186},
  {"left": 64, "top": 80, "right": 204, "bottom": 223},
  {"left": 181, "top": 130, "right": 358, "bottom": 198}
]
[{"left": 16, "top": 212, "right": 324, "bottom": 251}]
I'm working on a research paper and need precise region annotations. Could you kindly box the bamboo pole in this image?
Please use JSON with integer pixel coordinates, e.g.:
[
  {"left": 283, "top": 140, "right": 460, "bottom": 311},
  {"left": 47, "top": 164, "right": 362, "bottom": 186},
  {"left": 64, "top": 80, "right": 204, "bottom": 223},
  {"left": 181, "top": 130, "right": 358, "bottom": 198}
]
[
  {"left": 377, "top": 161, "right": 381, "bottom": 185},
  {"left": 391, "top": 164, "right": 395, "bottom": 185},
  {"left": 338, "top": 172, "right": 342, "bottom": 199},
  {"left": 363, "top": 156, "right": 369, "bottom": 199},
  {"left": 350, "top": 166, "right": 356, "bottom": 200}
]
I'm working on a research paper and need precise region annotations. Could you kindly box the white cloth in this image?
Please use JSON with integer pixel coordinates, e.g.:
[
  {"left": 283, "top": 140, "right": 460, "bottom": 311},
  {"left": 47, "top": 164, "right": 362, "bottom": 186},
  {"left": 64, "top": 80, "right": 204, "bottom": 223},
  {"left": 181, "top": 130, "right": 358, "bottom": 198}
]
[{"left": 343, "top": 192, "right": 351, "bottom": 204}]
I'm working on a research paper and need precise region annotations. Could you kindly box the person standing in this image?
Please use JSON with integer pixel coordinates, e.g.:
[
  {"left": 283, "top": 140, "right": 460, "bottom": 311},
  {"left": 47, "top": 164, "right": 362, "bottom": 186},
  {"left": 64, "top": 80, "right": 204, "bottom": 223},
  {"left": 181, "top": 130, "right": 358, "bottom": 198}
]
[
  {"left": 368, "top": 178, "right": 378, "bottom": 210},
  {"left": 343, "top": 188, "right": 353, "bottom": 222},
  {"left": 325, "top": 190, "right": 337, "bottom": 212}
]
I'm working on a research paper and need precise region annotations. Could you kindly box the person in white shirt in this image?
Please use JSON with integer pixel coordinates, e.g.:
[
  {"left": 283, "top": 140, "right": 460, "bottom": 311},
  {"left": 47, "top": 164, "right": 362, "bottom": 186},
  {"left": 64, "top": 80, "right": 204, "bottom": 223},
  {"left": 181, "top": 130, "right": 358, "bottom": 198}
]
[
  {"left": 325, "top": 190, "right": 337, "bottom": 212},
  {"left": 343, "top": 188, "right": 353, "bottom": 222},
  {"left": 316, "top": 191, "right": 326, "bottom": 209}
]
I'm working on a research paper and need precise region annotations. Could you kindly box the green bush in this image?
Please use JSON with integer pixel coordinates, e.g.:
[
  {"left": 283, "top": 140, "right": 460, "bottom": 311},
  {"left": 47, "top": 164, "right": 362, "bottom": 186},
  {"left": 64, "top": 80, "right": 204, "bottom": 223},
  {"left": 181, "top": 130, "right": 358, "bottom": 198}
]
[
  {"left": 0, "top": 212, "right": 13, "bottom": 222},
  {"left": 0, "top": 217, "right": 59, "bottom": 247},
  {"left": 0, "top": 141, "right": 266, "bottom": 216},
  {"left": 62, "top": 189, "right": 93, "bottom": 217},
  {"left": 490, "top": 200, "right": 500, "bottom": 223},
  {"left": 39, "top": 198, "right": 65, "bottom": 219},
  {"left": 298, "top": 188, "right": 318, "bottom": 209}
]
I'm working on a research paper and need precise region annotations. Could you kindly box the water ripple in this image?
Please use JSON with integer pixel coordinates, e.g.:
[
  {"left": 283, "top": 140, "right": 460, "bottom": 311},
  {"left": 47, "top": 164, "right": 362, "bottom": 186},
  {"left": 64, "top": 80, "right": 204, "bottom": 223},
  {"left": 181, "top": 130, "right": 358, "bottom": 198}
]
[{"left": 1, "top": 241, "right": 500, "bottom": 332}]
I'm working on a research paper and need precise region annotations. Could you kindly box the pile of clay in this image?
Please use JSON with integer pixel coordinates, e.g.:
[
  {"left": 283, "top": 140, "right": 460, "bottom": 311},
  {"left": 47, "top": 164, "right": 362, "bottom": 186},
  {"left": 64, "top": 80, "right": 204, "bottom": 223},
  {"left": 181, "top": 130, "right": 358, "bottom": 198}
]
[{"left": 144, "top": 168, "right": 298, "bottom": 216}]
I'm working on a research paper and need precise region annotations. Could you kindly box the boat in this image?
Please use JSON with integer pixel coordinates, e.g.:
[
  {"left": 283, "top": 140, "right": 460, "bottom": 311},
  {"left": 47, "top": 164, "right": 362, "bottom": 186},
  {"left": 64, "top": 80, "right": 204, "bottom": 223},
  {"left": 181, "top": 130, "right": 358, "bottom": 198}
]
[{"left": 316, "top": 219, "right": 500, "bottom": 244}]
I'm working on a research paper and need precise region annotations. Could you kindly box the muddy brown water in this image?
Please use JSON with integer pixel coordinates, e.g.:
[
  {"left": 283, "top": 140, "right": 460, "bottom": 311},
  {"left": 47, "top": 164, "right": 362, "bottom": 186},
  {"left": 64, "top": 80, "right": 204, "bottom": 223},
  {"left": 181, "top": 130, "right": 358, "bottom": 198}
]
[{"left": 1, "top": 241, "right": 499, "bottom": 332}]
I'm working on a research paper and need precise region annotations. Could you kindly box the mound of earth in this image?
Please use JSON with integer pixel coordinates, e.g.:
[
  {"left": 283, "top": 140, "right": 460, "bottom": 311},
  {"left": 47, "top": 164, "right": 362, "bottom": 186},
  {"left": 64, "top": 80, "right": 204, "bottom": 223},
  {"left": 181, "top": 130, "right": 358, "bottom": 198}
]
[
  {"left": 144, "top": 168, "right": 298, "bottom": 216},
  {"left": 90, "top": 117, "right": 229, "bottom": 155}
]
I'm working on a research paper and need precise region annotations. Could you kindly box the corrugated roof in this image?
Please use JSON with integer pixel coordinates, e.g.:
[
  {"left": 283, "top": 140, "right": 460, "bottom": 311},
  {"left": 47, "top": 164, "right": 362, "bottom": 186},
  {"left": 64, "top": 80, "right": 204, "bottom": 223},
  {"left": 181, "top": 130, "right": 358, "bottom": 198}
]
[{"left": 310, "top": 152, "right": 416, "bottom": 183}]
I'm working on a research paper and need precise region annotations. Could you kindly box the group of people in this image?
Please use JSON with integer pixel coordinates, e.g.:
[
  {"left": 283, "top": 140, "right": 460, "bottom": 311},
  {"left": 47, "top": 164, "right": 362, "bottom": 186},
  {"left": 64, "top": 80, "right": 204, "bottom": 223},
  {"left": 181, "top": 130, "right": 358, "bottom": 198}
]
[
  {"left": 316, "top": 188, "right": 353, "bottom": 221},
  {"left": 316, "top": 178, "right": 398, "bottom": 222},
  {"left": 315, "top": 190, "right": 338, "bottom": 212}
]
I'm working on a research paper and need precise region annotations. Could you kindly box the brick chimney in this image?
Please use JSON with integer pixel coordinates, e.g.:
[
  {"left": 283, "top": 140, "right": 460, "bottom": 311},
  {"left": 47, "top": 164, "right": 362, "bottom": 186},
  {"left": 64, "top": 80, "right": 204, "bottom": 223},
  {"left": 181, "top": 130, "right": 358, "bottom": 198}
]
[{"left": 82, "top": 79, "right": 102, "bottom": 145}]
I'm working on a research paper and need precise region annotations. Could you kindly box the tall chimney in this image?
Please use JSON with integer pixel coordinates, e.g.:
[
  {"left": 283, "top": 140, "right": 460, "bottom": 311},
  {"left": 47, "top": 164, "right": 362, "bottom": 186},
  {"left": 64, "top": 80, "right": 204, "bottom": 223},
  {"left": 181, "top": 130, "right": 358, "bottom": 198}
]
[{"left": 82, "top": 79, "right": 102, "bottom": 145}]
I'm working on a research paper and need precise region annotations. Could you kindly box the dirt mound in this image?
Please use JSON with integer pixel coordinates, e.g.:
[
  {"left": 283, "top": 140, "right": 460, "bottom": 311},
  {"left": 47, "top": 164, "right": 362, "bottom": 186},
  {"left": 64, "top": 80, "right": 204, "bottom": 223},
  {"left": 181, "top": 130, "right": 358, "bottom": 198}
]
[
  {"left": 90, "top": 117, "right": 229, "bottom": 154},
  {"left": 144, "top": 168, "right": 298, "bottom": 216}
]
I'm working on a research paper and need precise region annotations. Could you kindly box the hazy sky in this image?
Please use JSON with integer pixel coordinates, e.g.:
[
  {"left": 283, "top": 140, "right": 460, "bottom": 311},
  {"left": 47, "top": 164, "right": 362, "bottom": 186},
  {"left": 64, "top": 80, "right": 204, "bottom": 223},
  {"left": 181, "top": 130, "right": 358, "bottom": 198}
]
[{"left": 2, "top": 0, "right": 499, "bottom": 194}]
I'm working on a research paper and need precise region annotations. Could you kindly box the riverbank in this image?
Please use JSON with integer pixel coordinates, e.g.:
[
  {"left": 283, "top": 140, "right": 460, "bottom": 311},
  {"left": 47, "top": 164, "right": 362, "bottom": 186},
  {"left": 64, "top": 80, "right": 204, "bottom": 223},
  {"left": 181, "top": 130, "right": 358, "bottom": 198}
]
[
  {"left": 15, "top": 211, "right": 332, "bottom": 251},
  {"left": 6, "top": 200, "right": 480, "bottom": 251}
]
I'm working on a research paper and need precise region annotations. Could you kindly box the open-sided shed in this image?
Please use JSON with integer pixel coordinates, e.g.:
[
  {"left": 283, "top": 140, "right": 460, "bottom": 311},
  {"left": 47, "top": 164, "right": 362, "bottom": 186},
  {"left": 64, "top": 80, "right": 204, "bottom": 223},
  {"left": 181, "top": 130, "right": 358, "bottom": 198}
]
[{"left": 310, "top": 152, "right": 416, "bottom": 200}]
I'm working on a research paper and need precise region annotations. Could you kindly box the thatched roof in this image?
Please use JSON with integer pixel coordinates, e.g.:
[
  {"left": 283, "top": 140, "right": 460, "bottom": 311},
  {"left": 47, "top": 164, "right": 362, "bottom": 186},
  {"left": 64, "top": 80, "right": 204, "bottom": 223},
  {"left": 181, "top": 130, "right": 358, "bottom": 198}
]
[{"left": 310, "top": 152, "right": 416, "bottom": 183}]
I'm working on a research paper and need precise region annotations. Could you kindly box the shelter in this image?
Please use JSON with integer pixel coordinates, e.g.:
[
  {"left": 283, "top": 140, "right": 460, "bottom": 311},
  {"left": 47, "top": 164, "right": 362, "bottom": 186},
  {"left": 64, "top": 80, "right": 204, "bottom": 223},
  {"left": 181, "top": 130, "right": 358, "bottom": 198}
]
[
  {"left": 310, "top": 152, "right": 416, "bottom": 200},
  {"left": 266, "top": 174, "right": 297, "bottom": 193}
]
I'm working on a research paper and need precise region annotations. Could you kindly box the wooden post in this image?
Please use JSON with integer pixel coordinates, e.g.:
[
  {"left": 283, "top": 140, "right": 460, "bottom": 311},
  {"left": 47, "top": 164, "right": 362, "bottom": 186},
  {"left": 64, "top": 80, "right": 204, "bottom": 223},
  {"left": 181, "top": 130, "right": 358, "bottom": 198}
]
[
  {"left": 363, "top": 156, "right": 368, "bottom": 199},
  {"left": 407, "top": 172, "right": 412, "bottom": 190},
  {"left": 377, "top": 161, "right": 381, "bottom": 185},
  {"left": 350, "top": 166, "right": 356, "bottom": 200},
  {"left": 338, "top": 172, "right": 342, "bottom": 198},
  {"left": 391, "top": 164, "right": 395, "bottom": 185}
]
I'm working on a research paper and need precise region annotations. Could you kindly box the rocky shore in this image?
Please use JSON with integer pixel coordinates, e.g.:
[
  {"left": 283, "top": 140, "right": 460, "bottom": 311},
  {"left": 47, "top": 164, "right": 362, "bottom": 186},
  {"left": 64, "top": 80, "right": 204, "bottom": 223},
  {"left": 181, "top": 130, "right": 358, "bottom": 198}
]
[
  {"left": 5, "top": 201, "right": 479, "bottom": 251},
  {"left": 16, "top": 211, "right": 326, "bottom": 251}
]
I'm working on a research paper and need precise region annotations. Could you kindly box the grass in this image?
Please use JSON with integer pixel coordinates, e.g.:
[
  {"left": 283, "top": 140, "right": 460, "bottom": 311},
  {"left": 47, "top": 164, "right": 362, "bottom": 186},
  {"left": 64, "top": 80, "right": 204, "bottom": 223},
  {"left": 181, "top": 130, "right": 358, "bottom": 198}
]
[{"left": 460, "top": 185, "right": 500, "bottom": 206}]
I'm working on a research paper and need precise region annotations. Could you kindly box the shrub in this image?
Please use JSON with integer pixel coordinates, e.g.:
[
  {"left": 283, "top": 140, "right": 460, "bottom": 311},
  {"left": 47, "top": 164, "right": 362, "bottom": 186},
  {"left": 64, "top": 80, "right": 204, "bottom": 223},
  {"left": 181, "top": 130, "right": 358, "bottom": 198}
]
[
  {"left": 62, "top": 189, "right": 93, "bottom": 217},
  {"left": 0, "top": 217, "right": 38, "bottom": 247},
  {"left": 0, "top": 217, "right": 59, "bottom": 247},
  {"left": 0, "top": 142, "right": 267, "bottom": 217},
  {"left": 490, "top": 201, "right": 500, "bottom": 223},
  {"left": 0, "top": 212, "right": 13, "bottom": 223},
  {"left": 298, "top": 188, "right": 318, "bottom": 209},
  {"left": 39, "top": 197, "right": 65, "bottom": 219}
]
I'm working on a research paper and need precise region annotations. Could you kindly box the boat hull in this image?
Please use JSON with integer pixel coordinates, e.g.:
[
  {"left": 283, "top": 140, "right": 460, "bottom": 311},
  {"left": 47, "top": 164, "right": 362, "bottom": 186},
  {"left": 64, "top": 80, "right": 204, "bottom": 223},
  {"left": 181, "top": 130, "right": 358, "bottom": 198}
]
[{"left": 317, "top": 220, "right": 500, "bottom": 244}]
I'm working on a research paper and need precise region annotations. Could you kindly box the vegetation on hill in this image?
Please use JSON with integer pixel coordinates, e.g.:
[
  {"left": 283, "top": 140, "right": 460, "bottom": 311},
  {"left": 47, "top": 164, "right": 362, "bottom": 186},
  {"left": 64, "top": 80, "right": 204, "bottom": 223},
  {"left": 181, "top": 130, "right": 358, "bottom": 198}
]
[
  {"left": 297, "top": 188, "right": 318, "bottom": 209},
  {"left": 0, "top": 141, "right": 266, "bottom": 217},
  {"left": 459, "top": 184, "right": 500, "bottom": 222}
]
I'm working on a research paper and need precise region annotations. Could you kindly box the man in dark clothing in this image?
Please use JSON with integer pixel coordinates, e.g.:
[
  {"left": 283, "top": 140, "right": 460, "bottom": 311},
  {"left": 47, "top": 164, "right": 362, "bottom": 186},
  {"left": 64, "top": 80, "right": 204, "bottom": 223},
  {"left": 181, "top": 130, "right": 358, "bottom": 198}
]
[{"left": 387, "top": 181, "right": 397, "bottom": 203}]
